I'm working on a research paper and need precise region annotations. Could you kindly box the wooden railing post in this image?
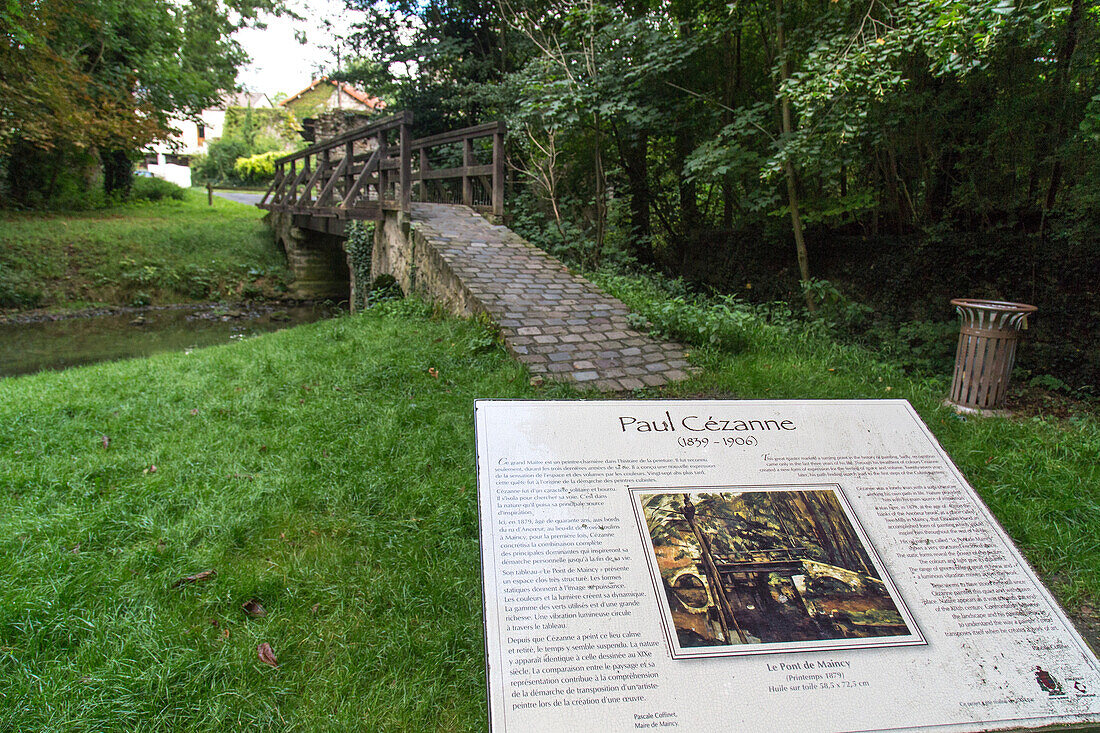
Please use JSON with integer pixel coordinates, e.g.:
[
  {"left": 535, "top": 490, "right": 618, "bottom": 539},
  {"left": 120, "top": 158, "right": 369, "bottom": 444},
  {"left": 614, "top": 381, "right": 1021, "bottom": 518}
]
[
  {"left": 322, "top": 148, "right": 331, "bottom": 204},
  {"left": 301, "top": 154, "right": 311, "bottom": 205},
  {"left": 400, "top": 113, "right": 411, "bottom": 213},
  {"left": 344, "top": 141, "right": 354, "bottom": 203},
  {"left": 462, "top": 136, "right": 473, "bottom": 207},
  {"left": 419, "top": 148, "right": 429, "bottom": 204},
  {"left": 377, "top": 129, "right": 388, "bottom": 204},
  {"left": 288, "top": 159, "right": 297, "bottom": 204},
  {"left": 492, "top": 122, "right": 505, "bottom": 217}
]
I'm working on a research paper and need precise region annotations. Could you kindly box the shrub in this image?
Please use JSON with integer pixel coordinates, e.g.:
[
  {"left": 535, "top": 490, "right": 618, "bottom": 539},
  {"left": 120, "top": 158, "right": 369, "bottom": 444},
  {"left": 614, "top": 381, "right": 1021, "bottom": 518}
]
[
  {"left": 595, "top": 271, "right": 773, "bottom": 353},
  {"left": 233, "top": 151, "right": 281, "bottom": 184},
  {"left": 131, "top": 176, "right": 185, "bottom": 202},
  {"left": 191, "top": 137, "right": 250, "bottom": 185}
]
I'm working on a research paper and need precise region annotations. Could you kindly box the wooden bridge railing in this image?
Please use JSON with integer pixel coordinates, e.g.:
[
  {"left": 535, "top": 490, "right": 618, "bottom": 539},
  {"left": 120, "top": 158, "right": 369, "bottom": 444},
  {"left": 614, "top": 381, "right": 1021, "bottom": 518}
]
[{"left": 258, "top": 111, "right": 505, "bottom": 222}]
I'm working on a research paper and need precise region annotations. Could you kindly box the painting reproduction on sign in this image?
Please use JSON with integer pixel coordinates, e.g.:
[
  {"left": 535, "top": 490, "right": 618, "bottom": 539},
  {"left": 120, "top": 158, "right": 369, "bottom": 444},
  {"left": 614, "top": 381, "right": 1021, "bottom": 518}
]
[{"left": 633, "top": 485, "right": 925, "bottom": 658}]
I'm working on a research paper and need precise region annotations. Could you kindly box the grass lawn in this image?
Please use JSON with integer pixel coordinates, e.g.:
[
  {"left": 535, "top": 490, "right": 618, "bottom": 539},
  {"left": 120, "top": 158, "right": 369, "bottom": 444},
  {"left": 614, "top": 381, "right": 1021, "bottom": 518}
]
[
  {"left": 0, "top": 191, "right": 289, "bottom": 311},
  {"left": 1, "top": 288, "right": 1097, "bottom": 730}
]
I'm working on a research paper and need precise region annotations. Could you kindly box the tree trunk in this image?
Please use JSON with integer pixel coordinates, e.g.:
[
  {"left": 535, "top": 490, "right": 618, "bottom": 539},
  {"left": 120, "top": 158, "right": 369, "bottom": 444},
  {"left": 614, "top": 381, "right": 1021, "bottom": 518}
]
[
  {"left": 102, "top": 149, "right": 133, "bottom": 197},
  {"left": 675, "top": 125, "right": 699, "bottom": 234},
  {"left": 1042, "top": 0, "right": 1083, "bottom": 215},
  {"left": 775, "top": 0, "right": 814, "bottom": 312},
  {"left": 615, "top": 127, "right": 653, "bottom": 263},
  {"left": 592, "top": 112, "right": 607, "bottom": 267}
]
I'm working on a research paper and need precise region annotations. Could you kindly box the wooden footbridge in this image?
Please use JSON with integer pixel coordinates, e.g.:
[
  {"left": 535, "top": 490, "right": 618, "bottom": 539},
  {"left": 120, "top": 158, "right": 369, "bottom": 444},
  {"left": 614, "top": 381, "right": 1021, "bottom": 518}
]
[
  {"left": 258, "top": 111, "right": 692, "bottom": 391},
  {"left": 258, "top": 111, "right": 504, "bottom": 231}
]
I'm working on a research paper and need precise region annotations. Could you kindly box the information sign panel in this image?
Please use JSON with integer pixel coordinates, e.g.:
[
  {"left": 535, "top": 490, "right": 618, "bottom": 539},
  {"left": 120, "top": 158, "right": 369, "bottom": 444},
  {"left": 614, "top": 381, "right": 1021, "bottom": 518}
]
[{"left": 475, "top": 400, "right": 1100, "bottom": 732}]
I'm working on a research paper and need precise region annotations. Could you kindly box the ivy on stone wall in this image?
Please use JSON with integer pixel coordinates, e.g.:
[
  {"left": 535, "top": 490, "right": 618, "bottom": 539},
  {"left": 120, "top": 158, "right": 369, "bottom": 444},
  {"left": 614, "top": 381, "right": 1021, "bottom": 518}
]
[{"left": 345, "top": 220, "right": 373, "bottom": 312}]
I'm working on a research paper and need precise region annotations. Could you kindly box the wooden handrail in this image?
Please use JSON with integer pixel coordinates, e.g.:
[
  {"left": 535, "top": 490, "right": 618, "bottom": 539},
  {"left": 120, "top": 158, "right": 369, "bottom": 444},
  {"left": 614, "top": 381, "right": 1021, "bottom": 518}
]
[
  {"left": 410, "top": 121, "right": 504, "bottom": 150},
  {"left": 261, "top": 111, "right": 505, "bottom": 218},
  {"left": 274, "top": 110, "right": 413, "bottom": 166},
  {"left": 411, "top": 120, "right": 506, "bottom": 215}
]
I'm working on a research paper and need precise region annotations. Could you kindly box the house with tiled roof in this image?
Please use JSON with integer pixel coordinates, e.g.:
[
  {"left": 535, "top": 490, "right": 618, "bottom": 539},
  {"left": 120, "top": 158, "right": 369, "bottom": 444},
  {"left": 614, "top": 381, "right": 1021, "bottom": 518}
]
[
  {"left": 141, "top": 91, "right": 276, "bottom": 186},
  {"left": 279, "top": 78, "right": 386, "bottom": 119}
]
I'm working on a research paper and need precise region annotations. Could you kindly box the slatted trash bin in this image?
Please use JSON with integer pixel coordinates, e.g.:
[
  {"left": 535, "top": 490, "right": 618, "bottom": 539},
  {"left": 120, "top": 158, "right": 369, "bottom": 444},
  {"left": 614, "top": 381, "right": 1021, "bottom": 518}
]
[{"left": 947, "top": 298, "right": 1037, "bottom": 414}]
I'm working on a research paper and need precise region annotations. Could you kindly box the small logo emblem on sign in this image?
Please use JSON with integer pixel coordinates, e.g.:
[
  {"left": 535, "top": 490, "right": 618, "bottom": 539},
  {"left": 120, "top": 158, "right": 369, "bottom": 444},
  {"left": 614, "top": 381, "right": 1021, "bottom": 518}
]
[{"left": 1035, "top": 666, "right": 1065, "bottom": 696}]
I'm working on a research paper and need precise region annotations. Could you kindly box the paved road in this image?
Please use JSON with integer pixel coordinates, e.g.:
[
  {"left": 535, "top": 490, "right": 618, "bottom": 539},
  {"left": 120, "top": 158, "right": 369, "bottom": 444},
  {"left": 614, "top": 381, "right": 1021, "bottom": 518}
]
[{"left": 213, "top": 190, "right": 265, "bottom": 206}]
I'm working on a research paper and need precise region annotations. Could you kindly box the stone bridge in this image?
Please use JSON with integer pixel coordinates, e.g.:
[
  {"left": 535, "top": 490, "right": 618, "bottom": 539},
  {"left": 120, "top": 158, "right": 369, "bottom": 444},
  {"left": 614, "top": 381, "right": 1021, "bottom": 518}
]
[{"left": 261, "top": 112, "right": 692, "bottom": 391}]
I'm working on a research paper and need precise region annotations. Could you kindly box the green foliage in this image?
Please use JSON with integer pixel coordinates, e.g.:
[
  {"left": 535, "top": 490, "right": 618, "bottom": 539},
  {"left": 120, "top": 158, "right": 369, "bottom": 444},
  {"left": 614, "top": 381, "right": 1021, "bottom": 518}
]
[
  {"left": 368, "top": 274, "right": 403, "bottom": 302},
  {"left": 329, "top": 0, "right": 1100, "bottom": 389},
  {"left": 232, "top": 151, "right": 281, "bottom": 185},
  {"left": 223, "top": 106, "right": 298, "bottom": 150},
  {"left": 801, "top": 278, "right": 873, "bottom": 331},
  {"left": 193, "top": 106, "right": 296, "bottom": 186},
  {"left": 191, "top": 138, "right": 251, "bottom": 186},
  {"left": 594, "top": 271, "right": 779, "bottom": 353},
  {"left": 0, "top": 144, "right": 107, "bottom": 210},
  {"left": 867, "top": 319, "right": 960, "bottom": 376},
  {"left": 345, "top": 221, "right": 378, "bottom": 310},
  {"left": 130, "top": 176, "right": 186, "bottom": 202},
  {"left": 0, "top": 263, "right": 43, "bottom": 308},
  {"left": 280, "top": 84, "right": 336, "bottom": 121},
  {"left": 1, "top": 0, "right": 282, "bottom": 201},
  {"left": 1029, "top": 373, "right": 1073, "bottom": 394},
  {"left": 465, "top": 311, "right": 501, "bottom": 353}
]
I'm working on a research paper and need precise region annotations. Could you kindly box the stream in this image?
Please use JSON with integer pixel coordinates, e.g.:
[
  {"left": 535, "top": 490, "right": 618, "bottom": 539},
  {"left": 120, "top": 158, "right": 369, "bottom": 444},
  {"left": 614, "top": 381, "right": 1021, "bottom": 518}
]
[{"left": 0, "top": 302, "right": 339, "bottom": 378}]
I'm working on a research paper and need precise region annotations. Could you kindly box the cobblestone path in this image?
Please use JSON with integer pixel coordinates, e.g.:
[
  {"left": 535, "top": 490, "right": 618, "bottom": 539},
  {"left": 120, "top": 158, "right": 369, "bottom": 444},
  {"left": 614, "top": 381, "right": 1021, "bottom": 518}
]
[{"left": 409, "top": 203, "right": 693, "bottom": 391}]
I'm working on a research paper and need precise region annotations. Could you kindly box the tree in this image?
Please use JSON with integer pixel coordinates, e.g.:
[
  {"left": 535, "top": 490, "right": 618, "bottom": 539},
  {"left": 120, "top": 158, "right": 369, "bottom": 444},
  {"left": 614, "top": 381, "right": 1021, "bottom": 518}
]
[
  {"left": 1, "top": 0, "right": 282, "bottom": 204},
  {"left": 340, "top": 0, "right": 519, "bottom": 134}
]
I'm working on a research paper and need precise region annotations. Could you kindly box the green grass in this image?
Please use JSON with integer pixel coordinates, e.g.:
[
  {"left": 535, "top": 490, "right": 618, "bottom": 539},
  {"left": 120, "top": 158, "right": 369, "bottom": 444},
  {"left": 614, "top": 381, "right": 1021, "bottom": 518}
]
[
  {"left": 597, "top": 270, "right": 1100, "bottom": 609},
  {"left": 0, "top": 190, "right": 289, "bottom": 310},
  {"left": 0, "top": 277, "right": 1096, "bottom": 730}
]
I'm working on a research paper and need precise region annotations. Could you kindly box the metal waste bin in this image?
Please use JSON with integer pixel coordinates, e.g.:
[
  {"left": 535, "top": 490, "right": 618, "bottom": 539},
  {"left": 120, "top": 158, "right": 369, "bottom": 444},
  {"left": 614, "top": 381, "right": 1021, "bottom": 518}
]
[{"left": 947, "top": 298, "right": 1037, "bottom": 414}]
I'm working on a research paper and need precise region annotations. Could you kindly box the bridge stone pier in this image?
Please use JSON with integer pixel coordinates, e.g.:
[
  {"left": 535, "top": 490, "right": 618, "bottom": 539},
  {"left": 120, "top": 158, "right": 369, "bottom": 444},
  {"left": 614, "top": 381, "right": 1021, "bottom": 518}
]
[
  {"left": 269, "top": 211, "right": 350, "bottom": 299},
  {"left": 260, "top": 111, "right": 694, "bottom": 391}
]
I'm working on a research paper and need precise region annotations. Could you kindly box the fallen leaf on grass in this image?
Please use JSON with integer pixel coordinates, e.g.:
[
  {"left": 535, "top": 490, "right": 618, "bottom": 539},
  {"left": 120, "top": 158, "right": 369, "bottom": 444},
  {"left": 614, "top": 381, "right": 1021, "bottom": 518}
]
[
  {"left": 69, "top": 544, "right": 80, "bottom": 554},
  {"left": 529, "top": 376, "right": 544, "bottom": 387},
  {"left": 172, "top": 569, "right": 217, "bottom": 588},
  {"left": 310, "top": 603, "right": 320, "bottom": 614},
  {"left": 143, "top": 464, "right": 157, "bottom": 475},
  {"left": 257, "top": 642, "right": 278, "bottom": 668},
  {"left": 428, "top": 367, "right": 439, "bottom": 379},
  {"left": 222, "top": 627, "right": 230, "bottom": 639},
  {"left": 101, "top": 435, "right": 110, "bottom": 449},
  {"left": 189, "top": 408, "right": 199, "bottom": 416},
  {"left": 241, "top": 599, "right": 267, "bottom": 617}
]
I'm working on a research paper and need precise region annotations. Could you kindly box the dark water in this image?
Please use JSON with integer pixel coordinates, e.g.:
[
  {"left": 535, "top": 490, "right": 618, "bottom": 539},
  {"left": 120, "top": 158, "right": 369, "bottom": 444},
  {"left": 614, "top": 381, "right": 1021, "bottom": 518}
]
[{"left": 0, "top": 303, "right": 338, "bottom": 378}]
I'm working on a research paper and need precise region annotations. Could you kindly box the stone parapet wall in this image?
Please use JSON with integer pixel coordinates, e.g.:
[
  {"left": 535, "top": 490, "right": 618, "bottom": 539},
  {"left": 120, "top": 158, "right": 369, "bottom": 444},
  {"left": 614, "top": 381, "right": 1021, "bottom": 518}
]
[{"left": 372, "top": 211, "right": 479, "bottom": 316}]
